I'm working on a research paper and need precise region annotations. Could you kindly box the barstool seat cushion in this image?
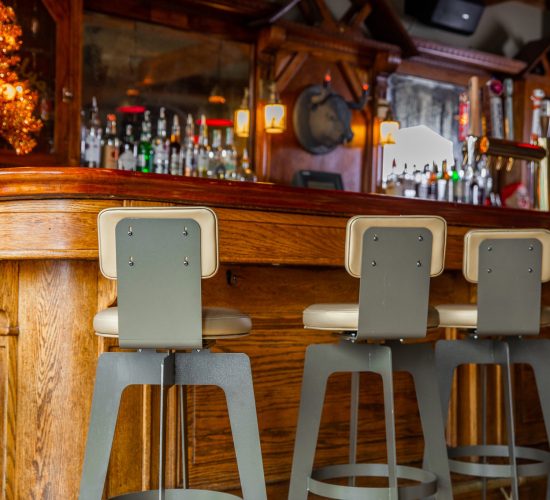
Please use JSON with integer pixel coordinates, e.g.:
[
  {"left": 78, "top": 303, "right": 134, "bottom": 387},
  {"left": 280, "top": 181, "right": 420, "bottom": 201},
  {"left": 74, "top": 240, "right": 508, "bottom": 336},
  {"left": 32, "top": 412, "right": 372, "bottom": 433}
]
[
  {"left": 303, "top": 303, "right": 439, "bottom": 331},
  {"left": 93, "top": 307, "right": 252, "bottom": 339},
  {"left": 437, "top": 304, "right": 550, "bottom": 329}
]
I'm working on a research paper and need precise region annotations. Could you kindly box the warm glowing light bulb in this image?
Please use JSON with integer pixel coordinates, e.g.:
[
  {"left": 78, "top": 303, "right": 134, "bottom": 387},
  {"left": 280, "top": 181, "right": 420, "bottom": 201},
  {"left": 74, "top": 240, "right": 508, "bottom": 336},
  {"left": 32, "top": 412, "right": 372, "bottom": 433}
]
[
  {"left": 1, "top": 82, "right": 15, "bottom": 100},
  {"left": 380, "top": 120, "right": 400, "bottom": 145},
  {"left": 234, "top": 108, "right": 250, "bottom": 138},
  {"left": 264, "top": 103, "right": 286, "bottom": 134}
]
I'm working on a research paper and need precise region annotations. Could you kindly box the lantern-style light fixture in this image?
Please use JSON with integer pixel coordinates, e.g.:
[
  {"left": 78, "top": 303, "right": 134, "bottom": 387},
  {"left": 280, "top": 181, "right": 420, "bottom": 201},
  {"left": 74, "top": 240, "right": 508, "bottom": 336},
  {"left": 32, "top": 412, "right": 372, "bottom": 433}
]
[
  {"left": 264, "top": 82, "right": 286, "bottom": 134},
  {"left": 234, "top": 87, "right": 250, "bottom": 138},
  {"left": 379, "top": 107, "right": 400, "bottom": 145}
]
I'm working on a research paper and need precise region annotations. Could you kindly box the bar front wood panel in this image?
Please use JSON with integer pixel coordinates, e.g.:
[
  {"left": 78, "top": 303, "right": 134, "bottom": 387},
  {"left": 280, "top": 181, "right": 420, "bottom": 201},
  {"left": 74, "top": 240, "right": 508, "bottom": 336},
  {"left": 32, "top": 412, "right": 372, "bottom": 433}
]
[{"left": 0, "top": 167, "right": 549, "bottom": 498}]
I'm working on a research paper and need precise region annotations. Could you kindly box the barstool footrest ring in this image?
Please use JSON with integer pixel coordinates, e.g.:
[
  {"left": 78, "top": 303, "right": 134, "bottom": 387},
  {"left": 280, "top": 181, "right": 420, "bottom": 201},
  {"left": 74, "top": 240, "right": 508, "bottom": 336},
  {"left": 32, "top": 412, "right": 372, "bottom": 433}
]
[
  {"left": 109, "top": 489, "right": 242, "bottom": 499},
  {"left": 448, "top": 444, "right": 550, "bottom": 478},
  {"left": 308, "top": 463, "right": 437, "bottom": 500}
]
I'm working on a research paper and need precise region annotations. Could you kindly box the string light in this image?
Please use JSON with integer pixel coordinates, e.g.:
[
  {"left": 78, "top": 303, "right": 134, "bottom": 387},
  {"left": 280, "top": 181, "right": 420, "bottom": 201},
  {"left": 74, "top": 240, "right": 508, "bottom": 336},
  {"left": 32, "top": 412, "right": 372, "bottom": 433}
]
[{"left": 0, "top": 2, "right": 42, "bottom": 154}]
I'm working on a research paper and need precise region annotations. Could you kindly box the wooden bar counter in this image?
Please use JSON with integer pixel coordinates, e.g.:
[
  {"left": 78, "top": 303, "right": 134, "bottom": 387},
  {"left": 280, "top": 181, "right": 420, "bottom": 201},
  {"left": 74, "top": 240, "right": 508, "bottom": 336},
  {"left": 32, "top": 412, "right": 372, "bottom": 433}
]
[{"left": 1, "top": 166, "right": 549, "bottom": 499}]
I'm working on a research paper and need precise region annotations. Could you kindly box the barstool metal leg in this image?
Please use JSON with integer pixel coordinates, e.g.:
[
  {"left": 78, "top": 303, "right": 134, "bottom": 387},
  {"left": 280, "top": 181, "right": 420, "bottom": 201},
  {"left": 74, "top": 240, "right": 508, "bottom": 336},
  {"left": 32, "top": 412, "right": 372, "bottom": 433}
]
[
  {"left": 158, "top": 353, "right": 175, "bottom": 500},
  {"left": 288, "top": 342, "right": 398, "bottom": 500},
  {"left": 391, "top": 342, "right": 453, "bottom": 500},
  {"left": 174, "top": 350, "right": 267, "bottom": 500},
  {"left": 481, "top": 364, "right": 488, "bottom": 500},
  {"left": 79, "top": 351, "right": 173, "bottom": 500},
  {"left": 501, "top": 342, "right": 519, "bottom": 500},
  {"left": 348, "top": 372, "right": 360, "bottom": 487},
  {"left": 179, "top": 385, "right": 189, "bottom": 489},
  {"left": 435, "top": 339, "right": 519, "bottom": 499},
  {"left": 507, "top": 338, "right": 550, "bottom": 500}
]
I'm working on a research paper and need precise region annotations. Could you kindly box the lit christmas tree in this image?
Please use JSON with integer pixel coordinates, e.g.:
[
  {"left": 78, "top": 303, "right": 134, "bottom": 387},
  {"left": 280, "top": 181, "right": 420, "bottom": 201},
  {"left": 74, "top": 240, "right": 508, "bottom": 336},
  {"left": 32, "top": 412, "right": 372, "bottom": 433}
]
[{"left": 0, "top": 2, "right": 41, "bottom": 154}]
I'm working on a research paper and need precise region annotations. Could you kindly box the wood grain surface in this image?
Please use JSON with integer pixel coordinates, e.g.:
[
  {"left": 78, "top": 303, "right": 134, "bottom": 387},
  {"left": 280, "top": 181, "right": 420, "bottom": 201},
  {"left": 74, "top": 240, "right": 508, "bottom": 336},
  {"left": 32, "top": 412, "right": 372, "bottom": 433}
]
[{"left": 0, "top": 169, "right": 548, "bottom": 498}]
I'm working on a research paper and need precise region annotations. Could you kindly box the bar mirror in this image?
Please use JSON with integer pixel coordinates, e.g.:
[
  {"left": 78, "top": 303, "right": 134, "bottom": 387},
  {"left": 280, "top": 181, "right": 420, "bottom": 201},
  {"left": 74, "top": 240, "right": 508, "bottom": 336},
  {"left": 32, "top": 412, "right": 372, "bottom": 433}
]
[{"left": 82, "top": 11, "right": 253, "bottom": 172}]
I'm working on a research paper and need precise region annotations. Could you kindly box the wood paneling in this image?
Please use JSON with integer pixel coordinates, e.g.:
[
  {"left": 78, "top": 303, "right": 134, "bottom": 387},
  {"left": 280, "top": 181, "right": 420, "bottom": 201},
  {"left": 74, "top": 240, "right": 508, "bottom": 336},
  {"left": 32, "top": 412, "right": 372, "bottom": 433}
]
[
  {"left": 0, "top": 170, "right": 548, "bottom": 497},
  {"left": 15, "top": 260, "right": 98, "bottom": 499},
  {"left": 0, "top": 335, "right": 17, "bottom": 499}
]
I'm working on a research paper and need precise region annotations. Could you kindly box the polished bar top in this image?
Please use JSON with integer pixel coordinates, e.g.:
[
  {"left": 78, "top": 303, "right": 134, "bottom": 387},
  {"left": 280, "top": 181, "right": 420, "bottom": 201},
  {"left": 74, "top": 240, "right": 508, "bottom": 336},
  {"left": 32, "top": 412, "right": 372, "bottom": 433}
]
[{"left": 1, "top": 166, "right": 550, "bottom": 229}]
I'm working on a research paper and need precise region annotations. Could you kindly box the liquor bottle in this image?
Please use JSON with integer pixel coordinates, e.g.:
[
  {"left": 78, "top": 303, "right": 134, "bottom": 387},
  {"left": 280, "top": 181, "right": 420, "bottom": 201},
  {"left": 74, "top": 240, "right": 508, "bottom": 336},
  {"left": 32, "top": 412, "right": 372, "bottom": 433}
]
[
  {"left": 401, "top": 164, "right": 416, "bottom": 198},
  {"left": 210, "top": 129, "right": 225, "bottom": 179},
  {"left": 196, "top": 114, "right": 210, "bottom": 178},
  {"left": 385, "top": 159, "right": 400, "bottom": 196},
  {"left": 429, "top": 162, "right": 438, "bottom": 200},
  {"left": 118, "top": 124, "right": 137, "bottom": 171},
  {"left": 169, "top": 115, "right": 182, "bottom": 176},
  {"left": 84, "top": 96, "right": 102, "bottom": 168},
  {"left": 101, "top": 114, "right": 120, "bottom": 169},
  {"left": 412, "top": 164, "right": 422, "bottom": 197},
  {"left": 417, "top": 164, "right": 430, "bottom": 199},
  {"left": 437, "top": 160, "right": 449, "bottom": 201},
  {"left": 137, "top": 110, "right": 153, "bottom": 173},
  {"left": 183, "top": 114, "right": 195, "bottom": 176},
  {"left": 478, "top": 155, "right": 491, "bottom": 205},
  {"left": 153, "top": 107, "right": 169, "bottom": 175},
  {"left": 461, "top": 136, "right": 477, "bottom": 204},
  {"left": 450, "top": 163, "right": 461, "bottom": 203},
  {"left": 240, "top": 148, "right": 257, "bottom": 181},
  {"left": 80, "top": 109, "right": 87, "bottom": 165},
  {"left": 223, "top": 128, "right": 237, "bottom": 180}
]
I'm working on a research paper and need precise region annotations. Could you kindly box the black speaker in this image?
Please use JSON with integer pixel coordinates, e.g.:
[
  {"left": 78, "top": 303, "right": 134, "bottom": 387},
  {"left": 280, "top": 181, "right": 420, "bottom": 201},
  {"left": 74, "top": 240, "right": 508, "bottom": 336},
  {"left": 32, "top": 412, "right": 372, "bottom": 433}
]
[{"left": 405, "top": 0, "right": 485, "bottom": 35}]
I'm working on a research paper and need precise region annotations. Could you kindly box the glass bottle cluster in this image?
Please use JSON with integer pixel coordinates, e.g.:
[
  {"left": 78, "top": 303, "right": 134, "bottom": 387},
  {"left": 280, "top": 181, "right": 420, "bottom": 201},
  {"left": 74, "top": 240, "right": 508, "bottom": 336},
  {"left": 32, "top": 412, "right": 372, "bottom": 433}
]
[
  {"left": 80, "top": 97, "right": 256, "bottom": 181},
  {"left": 385, "top": 149, "right": 497, "bottom": 206}
]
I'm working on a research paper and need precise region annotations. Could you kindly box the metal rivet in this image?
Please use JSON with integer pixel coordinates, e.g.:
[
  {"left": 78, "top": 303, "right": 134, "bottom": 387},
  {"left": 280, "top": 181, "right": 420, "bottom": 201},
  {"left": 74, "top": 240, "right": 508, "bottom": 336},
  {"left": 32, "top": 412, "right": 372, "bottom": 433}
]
[
  {"left": 416, "top": 261, "right": 422, "bottom": 267},
  {"left": 418, "top": 235, "right": 423, "bottom": 241},
  {"left": 183, "top": 228, "right": 189, "bottom": 237},
  {"left": 528, "top": 268, "right": 533, "bottom": 273},
  {"left": 487, "top": 246, "right": 492, "bottom": 252},
  {"left": 371, "top": 260, "right": 376, "bottom": 267},
  {"left": 184, "top": 257, "right": 189, "bottom": 266},
  {"left": 373, "top": 235, "right": 378, "bottom": 241},
  {"left": 128, "top": 226, "right": 133, "bottom": 236},
  {"left": 487, "top": 268, "right": 492, "bottom": 273},
  {"left": 529, "top": 245, "right": 534, "bottom": 251},
  {"left": 128, "top": 257, "right": 134, "bottom": 267}
]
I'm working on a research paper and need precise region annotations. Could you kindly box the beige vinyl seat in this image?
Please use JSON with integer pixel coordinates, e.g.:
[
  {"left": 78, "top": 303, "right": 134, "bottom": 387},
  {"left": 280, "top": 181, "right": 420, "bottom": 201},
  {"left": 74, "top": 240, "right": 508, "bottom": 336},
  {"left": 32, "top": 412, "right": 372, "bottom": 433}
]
[
  {"left": 94, "top": 306, "right": 251, "bottom": 339},
  {"left": 303, "top": 303, "right": 440, "bottom": 331},
  {"left": 435, "top": 228, "right": 550, "bottom": 500},
  {"left": 80, "top": 206, "right": 267, "bottom": 500},
  {"left": 288, "top": 215, "right": 452, "bottom": 500}
]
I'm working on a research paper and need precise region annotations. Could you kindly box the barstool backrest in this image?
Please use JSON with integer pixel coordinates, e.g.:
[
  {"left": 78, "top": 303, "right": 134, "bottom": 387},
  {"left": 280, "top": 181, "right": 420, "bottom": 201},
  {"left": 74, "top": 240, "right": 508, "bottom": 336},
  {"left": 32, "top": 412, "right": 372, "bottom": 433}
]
[
  {"left": 98, "top": 207, "right": 218, "bottom": 279},
  {"left": 463, "top": 228, "right": 550, "bottom": 336},
  {"left": 346, "top": 216, "right": 446, "bottom": 340},
  {"left": 97, "top": 207, "right": 218, "bottom": 349},
  {"left": 463, "top": 229, "right": 550, "bottom": 283}
]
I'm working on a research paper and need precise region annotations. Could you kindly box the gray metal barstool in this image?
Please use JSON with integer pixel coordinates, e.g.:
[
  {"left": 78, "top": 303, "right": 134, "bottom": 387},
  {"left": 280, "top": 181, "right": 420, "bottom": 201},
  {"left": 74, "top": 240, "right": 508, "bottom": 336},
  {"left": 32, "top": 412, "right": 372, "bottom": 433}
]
[
  {"left": 435, "top": 229, "right": 550, "bottom": 500},
  {"left": 79, "top": 207, "right": 267, "bottom": 500},
  {"left": 288, "top": 215, "right": 453, "bottom": 500}
]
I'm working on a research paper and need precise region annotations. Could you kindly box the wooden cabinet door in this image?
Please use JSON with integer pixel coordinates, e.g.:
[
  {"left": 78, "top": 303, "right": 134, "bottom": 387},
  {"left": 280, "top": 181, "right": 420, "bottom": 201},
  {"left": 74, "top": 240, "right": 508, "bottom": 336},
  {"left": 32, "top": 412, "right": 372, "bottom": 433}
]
[{"left": 0, "top": 0, "right": 82, "bottom": 166}]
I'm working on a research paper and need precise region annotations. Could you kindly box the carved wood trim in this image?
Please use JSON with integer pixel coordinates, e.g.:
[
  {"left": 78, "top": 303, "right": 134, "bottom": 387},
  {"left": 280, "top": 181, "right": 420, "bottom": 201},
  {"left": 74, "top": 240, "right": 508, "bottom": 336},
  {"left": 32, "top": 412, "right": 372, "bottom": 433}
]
[
  {"left": 260, "top": 20, "right": 401, "bottom": 66},
  {"left": 275, "top": 52, "right": 309, "bottom": 93},
  {"left": 412, "top": 37, "right": 527, "bottom": 76}
]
